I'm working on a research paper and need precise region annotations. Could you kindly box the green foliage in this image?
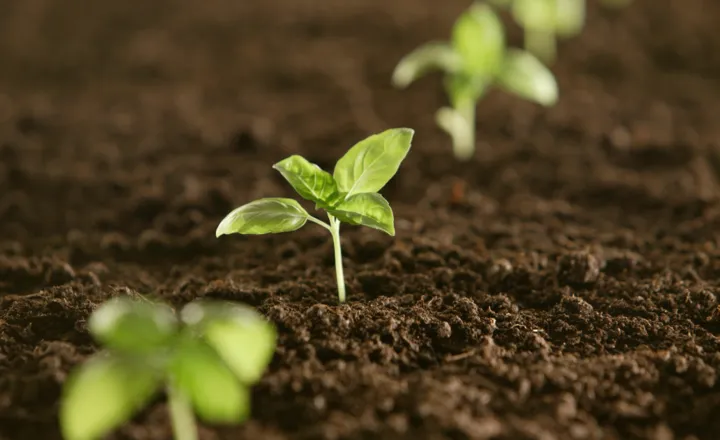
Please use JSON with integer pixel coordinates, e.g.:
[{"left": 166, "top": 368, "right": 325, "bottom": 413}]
[
  {"left": 392, "top": 2, "right": 557, "bottom": 161},
  {"left": 61, "top": 297, "right": 275, "bottom": 440},
  {"left": 216, "top": 128, "right": 413, "bottom": 303}
]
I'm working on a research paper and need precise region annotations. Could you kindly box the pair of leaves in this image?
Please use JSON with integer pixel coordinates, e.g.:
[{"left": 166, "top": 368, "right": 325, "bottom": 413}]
[
  {"left": 391, "top": 3, "right": 558, "bottom": 108},
  {"left": 61, "top": 298, "right": 276, "bottom": 440},
  {"left": 392, "top": 3, "right": 503, "bottom": 89},
  {"left": 216, "top": 128, "right": 413, "bottom": 238}
]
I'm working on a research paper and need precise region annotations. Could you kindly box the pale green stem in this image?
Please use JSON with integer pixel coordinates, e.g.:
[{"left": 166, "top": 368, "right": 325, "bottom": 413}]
[
  {"left": 454, "top": 99, "right": 476, "bottom": 161},
  {"left": 327, "top": 215, "right": 346, "bottom": 303},
  {"left": 307, "top": 215, "right": 331, "bottom": 231},
  {"left": 525, "top": 29, "right": 556, "bottom": 64},
  {"left": 167, "top": 384, "right": 197, "bottom": 440}
]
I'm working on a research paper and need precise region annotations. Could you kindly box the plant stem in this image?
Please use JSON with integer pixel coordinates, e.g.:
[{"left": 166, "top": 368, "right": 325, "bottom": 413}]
[
  {"left": 525, "top": 29, "right": 556, "bottom": 64},
  {"left": 307, "top": 215, "right": 332, "bottom": 231},
  {"left": 167, "top": 384, "right": 197, "bottom": 440},
  {"left": 327, "top": 215, "right": 346, "bottom": 303},
  {"left": 454, "top": 99, "right": 476, "bottom": 161}
]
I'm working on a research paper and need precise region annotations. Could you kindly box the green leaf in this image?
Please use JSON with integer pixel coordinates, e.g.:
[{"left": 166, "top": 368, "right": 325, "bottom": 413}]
[
  {"left": 181, "top": 300, "right": 276, "bottom": 384},
  {"left": 496, "top": 49, "right": 558, "bottom": 106},
  {"left": 170, "top": 337, "right": 250, "bottom": 424},
  {"left": 60, "top": 354, "right": 160, "bottom": 440},
  {"left": 555, "top": 0, "right": 585, "bottom": 37},
  {"left": 512, "top": 0, "right": 555, "bottom": 31},
  {"left": 328, "top": 193, "right": 395, "bottom": 236},
  {"left": 89, "top": 297, "right": 178, "bottom": 354},
  {"left": 391, "top": 42, "right": 463, "bottom": 88},
  {"left": 216, "top": 198, "right": 309, "bottom": 236},
  {"left": 451, "top": 3, "right": 505, "bottom": 79},
  {"left": 333, "top": 128, "right": 413, "bottom": 199},
  {"left": 272, "top": 155, "right": 340, "bottom": 207}
]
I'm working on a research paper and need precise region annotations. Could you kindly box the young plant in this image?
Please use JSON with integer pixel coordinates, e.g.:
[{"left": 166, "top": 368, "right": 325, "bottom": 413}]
[
  {"left": 216, "top": 128, "right": 413, "bottom": 303},
  {"left": 392, "top": 3, "right": 557, "bottom": 161},
  {"left": 60, "top": 297, "right": 276, "bottom": 440},
  {"left": 511, "top": 0, "right": 585, "bottom": 64}
]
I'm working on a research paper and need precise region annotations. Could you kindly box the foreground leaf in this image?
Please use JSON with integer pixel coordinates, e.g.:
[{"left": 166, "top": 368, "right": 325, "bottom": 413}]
[
  {"left": 451, "top": 3, "right": 505, "bottom": 78},
  {"left": 89, "top": 297, "right": 178, "bottom": 354},
  {"left": 216, "top": 198, "right": 309, "bottom": 236},
  {"left": 329, "top": 193, "right": 395, "bottom": 236},
  {"left": 170, "top": 338, "right": 250, "bottom": 423},
  {"left": 181, "top": 301, "right": 276, "bottom": 384},
  {"left": 496, "top": 49, "right": 558, "bottom": 106},
  {"left": 333, "top": 128, "right": 414, "bottom": 199},
  {"left": 391, "top": 42, "right": 463, "bottom": 88},
  {"left": 61, "top": 354, "right": 160, "bottom": 440},
  {"left": 272, "top": 155, "right": 340, "bottom": 207}
]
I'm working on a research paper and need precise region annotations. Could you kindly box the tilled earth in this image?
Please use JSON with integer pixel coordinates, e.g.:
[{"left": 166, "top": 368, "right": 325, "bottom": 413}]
[{"left": 2, "top": 0, "right": 720, "bottom": 439}]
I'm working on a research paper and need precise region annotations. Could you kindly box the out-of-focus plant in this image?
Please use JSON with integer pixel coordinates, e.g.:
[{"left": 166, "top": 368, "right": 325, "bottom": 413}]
[
  {"left": 60, "top": 297, "right": 276, "bottom": 440},
  {"left": 392, "top": 3, "right": 557, "bottom": 160}
]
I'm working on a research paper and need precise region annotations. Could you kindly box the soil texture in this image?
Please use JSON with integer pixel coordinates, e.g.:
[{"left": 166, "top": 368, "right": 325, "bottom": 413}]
[{"left": 2, "top": 0, "right": 720, "bottom": 439}]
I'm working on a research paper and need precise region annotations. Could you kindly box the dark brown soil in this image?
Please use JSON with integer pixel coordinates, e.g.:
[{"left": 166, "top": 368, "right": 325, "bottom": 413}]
[{"left": 2, "top": 0, "right": 720, "bottom": 439}]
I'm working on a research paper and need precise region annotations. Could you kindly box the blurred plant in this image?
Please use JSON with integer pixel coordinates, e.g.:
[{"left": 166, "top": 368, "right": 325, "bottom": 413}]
[
  {"left": 216, "top": 128, "right": 413, "bottom": 303},
  {"left": 61, "top": 297, "right": 276, "bottom": 440},
  {"left": 494, "top": 0, "right": 633, "bottom": 63},
  {"left": 510, "top": 0, "right": 585, "bottom": 64},
  {"left": 392, "top": 3, "right": 557, "bottom": 160}
]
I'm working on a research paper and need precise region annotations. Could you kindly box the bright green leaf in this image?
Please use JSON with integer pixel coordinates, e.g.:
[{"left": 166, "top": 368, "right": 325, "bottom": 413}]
[
  {"left": 89, "top": 297, "right": 178, "bottom": 354},
  {"left": 216, "top": 198, "right": 309, "bottom": 236},
  {"left": 272, "top": 155, "right": 340, "bottom": 207},
  {"left": 451, "top": 3, "right": 505, "bottom": 79},
  {"left": 555, "top": 0, "right": 585, "bottom": 37},
  {"left": 180, "top": 300, "right": 276, "bottom": 384},
  {"left": 391, "top": 42, "right": 463, "bottom": 88},
  {"left": 329, "top": 193, "right": 395, "bottom": 236},
  {"left": 170, "top": 338, "right": 250, "bottom": 424},
  {"left": 60, "top": 354, "right": 160, "bottom": 440},
  {"left": 333, "top": 128, "right": 413, "bottom": 199},
  {"left": 496, "top": 49, "right": 558, "bottom": 107}
]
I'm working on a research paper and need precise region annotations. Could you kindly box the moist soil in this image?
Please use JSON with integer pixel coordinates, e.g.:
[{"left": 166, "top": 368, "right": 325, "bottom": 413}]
[{"left": 2, "top": 0, "right": 720, "bottom": 439}]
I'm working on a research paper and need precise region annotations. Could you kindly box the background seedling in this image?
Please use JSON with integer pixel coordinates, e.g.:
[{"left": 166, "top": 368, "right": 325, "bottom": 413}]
[
  {"left": 60, "top": 297, "right": 276, "bottom": 440},
  {"left": 511, "top": 0, "right": 585, "bottom": 64},
  {"left": 216, "top": 128, "right": 413, "bottom": 303},
  {"left": 392, "top": 3, "right": 557, "bottom": 161}
]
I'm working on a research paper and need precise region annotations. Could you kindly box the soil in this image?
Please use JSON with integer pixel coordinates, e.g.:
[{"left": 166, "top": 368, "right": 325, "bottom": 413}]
[{"left": 2, "top": 0, "right": 720, "bottom": 439}]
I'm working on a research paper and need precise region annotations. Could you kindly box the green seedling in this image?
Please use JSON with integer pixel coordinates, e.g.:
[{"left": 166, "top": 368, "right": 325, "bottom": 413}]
[
  {"left": 511, "top": 0, "right": 585, "bottom": 64},
  {"left": 392, "top": 3, "right": 557, "bottom": 161},
  {"left": 216, "top": 128, "right": 413, "bottom": 303},
  {"left": 60, "top": 297, "right": 276, "bottom": 440}
]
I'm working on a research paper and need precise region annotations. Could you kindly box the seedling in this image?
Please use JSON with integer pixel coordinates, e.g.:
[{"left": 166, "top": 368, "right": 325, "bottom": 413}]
[
  {"left": 392, "top": 3, "right": 557, "bottom": 161},
  {"left": 216, "top": 128, "right": 413, "bottom": 303},
  {"left": 60, "top": 297, "right": 276, "bottom": 440},
  {"left": 510, "top": 0, "right": 585, "bottom": 64}
]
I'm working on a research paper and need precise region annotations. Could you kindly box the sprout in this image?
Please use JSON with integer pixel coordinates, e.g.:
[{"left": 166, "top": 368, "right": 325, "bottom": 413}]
[
  {"left": 216, "top": 128, "right": 413, "bottom": 303},
  {"left": 60, "top": 297, "right": 276, "bottom": 440},
  {"left": 511, "top": 0, "right": 585, "bottom": 63},
  {"left": 392, "top": 3, "right": 557, "bottom": 161}
]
